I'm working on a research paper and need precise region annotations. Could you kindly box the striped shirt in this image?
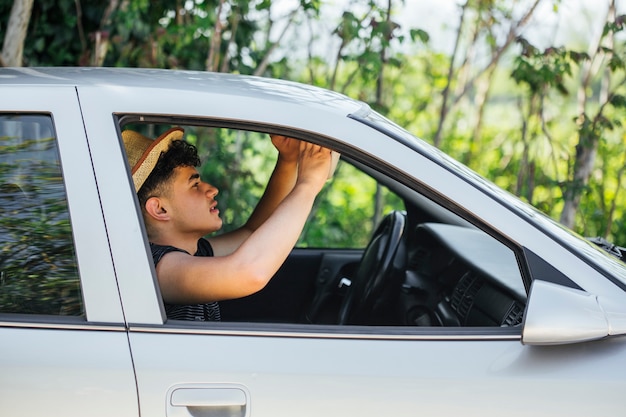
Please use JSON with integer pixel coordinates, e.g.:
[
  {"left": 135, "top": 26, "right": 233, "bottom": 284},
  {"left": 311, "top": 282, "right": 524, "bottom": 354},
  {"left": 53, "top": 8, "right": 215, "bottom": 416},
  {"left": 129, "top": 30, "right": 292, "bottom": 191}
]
[{"left": 151, "top": 238, "right": 221, "bottom": 321}]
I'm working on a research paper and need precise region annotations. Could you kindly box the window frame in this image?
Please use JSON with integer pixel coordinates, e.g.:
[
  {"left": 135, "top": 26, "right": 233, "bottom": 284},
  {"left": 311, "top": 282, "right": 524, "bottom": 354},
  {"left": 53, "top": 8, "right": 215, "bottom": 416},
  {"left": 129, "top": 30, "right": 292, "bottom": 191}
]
[{"left": 113, "top": 115, "right": 528, "bottom": 334}]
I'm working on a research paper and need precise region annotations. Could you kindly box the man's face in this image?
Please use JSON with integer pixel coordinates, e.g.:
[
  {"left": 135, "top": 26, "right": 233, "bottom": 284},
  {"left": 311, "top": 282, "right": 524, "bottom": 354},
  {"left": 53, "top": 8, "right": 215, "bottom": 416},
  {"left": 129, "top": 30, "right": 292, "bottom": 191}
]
[{"left": 161, "top": 165, "right": 222, "bottom": 236}]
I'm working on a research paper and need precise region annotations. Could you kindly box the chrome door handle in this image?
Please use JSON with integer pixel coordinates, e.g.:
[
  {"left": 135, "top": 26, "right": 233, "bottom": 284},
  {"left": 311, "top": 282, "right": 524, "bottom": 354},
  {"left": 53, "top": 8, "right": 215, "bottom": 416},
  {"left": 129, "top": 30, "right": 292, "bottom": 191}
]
[{"left": 167, "top": 384, "right": 250, "bottom": 417}]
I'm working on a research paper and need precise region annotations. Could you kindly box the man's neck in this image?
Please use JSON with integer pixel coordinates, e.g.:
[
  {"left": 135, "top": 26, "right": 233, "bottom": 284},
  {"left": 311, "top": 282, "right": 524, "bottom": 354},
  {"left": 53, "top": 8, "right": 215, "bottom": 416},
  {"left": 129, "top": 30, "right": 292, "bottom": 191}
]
[{"left": 149, "top": 231, "right": 201, "bottom": 255}]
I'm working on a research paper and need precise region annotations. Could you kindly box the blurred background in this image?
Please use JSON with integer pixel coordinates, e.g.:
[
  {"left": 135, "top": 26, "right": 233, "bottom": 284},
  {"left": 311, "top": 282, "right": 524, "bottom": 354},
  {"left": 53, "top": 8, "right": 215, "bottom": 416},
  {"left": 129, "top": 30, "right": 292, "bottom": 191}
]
[{"left": 1, "top": 0, "right": 626, "bottom": 245}]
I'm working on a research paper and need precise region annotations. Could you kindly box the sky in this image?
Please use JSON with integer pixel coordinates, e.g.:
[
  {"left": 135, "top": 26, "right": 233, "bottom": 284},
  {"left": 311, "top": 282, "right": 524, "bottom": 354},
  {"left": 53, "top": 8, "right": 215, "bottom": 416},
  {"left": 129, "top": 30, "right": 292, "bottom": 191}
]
[
  {"left": 401, "top": 0, "right": 624, "bottom": 53},
  {"left": 274, "top": 0, "right": 625, "bottom": 56}
]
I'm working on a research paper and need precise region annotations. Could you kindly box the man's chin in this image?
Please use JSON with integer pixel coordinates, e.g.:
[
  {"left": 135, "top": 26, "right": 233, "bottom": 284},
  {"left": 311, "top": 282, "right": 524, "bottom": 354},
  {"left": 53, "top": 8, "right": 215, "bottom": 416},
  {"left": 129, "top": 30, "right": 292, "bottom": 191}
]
[{"left": 209, "top": 220, "right": 223, "bottom": 232}]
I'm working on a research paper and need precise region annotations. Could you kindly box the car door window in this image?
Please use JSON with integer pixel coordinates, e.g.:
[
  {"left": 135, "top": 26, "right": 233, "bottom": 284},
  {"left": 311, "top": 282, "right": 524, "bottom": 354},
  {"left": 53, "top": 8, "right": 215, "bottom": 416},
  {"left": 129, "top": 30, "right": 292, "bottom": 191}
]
[
  {"left": 0, "top": 114, "right": 82, "bottom": 316},
  {"left": 120, "top": 119, "right": 525, "bottom": 329}
]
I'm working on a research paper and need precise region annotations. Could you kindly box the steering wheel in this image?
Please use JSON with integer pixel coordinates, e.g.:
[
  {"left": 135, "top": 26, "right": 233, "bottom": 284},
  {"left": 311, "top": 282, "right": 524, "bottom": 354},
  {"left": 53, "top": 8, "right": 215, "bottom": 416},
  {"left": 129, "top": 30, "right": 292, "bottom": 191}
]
[{"left": 337, "top": 210, "right": 406, "bottom": 325}]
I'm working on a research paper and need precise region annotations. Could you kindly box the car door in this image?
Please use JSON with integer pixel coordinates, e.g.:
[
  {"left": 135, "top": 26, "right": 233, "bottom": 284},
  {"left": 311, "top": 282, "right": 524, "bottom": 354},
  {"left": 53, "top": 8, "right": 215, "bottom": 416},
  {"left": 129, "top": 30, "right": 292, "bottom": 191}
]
[
  {"left": 122, "top": 129, "right": 624, "bottom": 417},
  {"left": 74, "top": 79, "right": 626, "bottom": 417},
  {"left": 0, "top": 87, "right": 138, "bottom": 417}
]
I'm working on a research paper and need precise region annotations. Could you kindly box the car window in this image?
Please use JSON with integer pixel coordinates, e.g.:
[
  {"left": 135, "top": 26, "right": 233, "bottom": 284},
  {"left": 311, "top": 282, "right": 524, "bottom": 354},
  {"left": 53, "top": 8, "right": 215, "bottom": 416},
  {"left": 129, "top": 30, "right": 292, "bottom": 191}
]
[
  {"left": 0, "top": 114, "right": 82, "bottom": 316},
  {"left": 120, "top": 122, "right": 397, "bottom": 250},
  {"left": 121, "top": 119, "right": 525, "bottom": 329}
]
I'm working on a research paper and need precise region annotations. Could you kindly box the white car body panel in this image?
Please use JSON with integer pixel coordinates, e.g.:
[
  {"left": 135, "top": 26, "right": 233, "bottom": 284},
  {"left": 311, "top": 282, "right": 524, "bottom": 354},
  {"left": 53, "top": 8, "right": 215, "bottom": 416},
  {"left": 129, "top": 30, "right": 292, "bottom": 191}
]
[
  {"left": 127, "top": 328, "right": 624, "bottom": 417},
  {"left": 0, "top": 325, "right": 138, "bottom": 417}
]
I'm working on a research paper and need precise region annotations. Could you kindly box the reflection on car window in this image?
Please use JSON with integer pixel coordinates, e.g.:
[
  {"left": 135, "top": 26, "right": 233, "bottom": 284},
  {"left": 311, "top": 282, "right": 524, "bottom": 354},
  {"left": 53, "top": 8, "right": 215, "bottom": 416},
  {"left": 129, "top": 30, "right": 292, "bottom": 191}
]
[{"left": 0, "top": 114, "right": 82, "bottom": 316}]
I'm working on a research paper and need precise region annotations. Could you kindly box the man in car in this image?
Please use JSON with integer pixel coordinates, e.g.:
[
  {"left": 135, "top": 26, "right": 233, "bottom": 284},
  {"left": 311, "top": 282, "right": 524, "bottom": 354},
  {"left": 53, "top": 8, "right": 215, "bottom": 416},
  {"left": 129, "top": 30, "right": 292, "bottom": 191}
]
[{"left": 122, "top": 127, "right": 332, "bottom": 321}]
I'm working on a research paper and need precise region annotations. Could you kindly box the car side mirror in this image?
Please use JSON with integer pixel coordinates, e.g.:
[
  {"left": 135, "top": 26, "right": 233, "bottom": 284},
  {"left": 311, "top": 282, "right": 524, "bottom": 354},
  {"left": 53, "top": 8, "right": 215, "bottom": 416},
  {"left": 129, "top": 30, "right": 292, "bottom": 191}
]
[{"left": 522, "top": 279, "right": 626, "bottom": 345}]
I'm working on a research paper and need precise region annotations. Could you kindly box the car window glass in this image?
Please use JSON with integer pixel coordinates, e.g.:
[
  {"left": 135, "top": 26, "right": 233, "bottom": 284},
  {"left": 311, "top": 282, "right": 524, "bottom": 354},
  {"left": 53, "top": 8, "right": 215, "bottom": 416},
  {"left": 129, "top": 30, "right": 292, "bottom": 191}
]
[
  {"left": 121, "top": 120, "right": 525, "bottom": 329},
  {"left": 0, "top": 114, "right": 82, "bottom": 316},
  {"left": 121, "top": 122, "right": 396, "bottom": 249}
]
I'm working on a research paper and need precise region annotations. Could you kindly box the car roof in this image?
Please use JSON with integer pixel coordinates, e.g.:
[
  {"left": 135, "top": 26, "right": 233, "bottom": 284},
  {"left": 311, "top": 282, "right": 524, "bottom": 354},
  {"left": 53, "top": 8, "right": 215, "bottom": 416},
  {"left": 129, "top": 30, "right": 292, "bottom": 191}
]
[{"left": 0, "top": 66, "right": 369, "bottom": 117}]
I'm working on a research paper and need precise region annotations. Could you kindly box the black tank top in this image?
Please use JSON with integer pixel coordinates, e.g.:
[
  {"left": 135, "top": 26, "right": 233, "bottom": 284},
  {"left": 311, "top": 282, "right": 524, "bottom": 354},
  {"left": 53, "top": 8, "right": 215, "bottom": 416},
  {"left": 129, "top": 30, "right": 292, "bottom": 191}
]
[{"left": 151, "top": 238, "right": 221, "bottom": 321}]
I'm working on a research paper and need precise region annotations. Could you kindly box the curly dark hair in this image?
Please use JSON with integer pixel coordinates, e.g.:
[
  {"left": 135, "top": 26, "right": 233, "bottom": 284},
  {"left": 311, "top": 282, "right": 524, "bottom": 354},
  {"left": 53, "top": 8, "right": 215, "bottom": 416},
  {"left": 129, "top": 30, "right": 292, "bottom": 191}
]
[{"left": 137, "top": 139, "right": 201, "bottom": 206}]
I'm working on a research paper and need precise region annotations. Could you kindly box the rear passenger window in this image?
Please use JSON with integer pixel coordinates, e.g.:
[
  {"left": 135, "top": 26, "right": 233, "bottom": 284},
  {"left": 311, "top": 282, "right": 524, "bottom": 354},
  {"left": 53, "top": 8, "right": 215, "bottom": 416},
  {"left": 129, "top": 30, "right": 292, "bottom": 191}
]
[{"left": 0, "top": 114, "right": 82, "bottom": 316}]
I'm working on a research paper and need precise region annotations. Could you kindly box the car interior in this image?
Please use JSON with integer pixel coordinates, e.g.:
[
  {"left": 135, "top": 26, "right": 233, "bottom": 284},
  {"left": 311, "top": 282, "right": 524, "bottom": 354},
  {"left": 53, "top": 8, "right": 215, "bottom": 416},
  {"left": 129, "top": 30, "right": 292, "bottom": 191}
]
[{"left": 119, "top": 117, "right": 528, "bottom": 329}]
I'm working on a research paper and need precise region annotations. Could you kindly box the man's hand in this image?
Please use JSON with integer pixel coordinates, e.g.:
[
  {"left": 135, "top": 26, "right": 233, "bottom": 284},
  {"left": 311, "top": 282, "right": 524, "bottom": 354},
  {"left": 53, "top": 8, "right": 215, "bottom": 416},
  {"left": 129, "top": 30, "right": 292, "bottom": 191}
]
[
  {"left": 271, "top": 135, "right": 300, "bottom": 164},
  {"left": 297, "top": 141, "right": 332, "bottom": 193}
]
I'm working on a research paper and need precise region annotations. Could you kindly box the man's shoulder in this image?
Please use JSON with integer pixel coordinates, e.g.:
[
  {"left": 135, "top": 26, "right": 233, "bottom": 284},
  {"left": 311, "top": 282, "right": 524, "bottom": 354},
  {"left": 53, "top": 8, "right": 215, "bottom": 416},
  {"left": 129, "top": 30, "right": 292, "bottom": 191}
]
[
  {"left": 150, "top": 242, "right": 187, "bottom": 264},
  {"left": 149, "top": 238, "right": 213, "bottom": 263}
]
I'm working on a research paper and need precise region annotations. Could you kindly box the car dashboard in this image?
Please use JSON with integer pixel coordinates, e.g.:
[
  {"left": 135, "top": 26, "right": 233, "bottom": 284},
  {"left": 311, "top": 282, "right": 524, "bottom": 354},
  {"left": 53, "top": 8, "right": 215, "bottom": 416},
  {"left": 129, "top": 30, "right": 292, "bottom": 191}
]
[{"left": 398, "top": 223, "right": 527, "bottom": 327}]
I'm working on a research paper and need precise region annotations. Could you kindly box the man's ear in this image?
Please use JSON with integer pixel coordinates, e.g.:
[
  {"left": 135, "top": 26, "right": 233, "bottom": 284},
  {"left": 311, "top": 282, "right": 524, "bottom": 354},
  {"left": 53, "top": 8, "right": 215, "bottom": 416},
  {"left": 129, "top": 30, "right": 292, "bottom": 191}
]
[{"left": 144, "top": 197, "right": 169, "bottom": 221}]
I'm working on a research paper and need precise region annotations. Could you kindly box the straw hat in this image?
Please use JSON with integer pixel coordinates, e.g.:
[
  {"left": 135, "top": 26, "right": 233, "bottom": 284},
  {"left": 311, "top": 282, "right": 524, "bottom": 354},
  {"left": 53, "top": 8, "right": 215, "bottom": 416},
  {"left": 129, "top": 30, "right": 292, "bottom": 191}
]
[{"left": 122, "top": 127, "right": 184, "bottom": 192}]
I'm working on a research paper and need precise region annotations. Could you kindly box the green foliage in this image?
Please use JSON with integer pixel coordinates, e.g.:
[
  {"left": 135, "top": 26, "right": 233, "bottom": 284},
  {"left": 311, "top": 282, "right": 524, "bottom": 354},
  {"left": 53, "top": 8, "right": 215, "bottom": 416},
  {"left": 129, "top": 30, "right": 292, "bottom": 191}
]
[
  {"left": 512, "top": 40, "right": 585, "bottom": 95},
  {"left": 300, "top": 163, "right": 404, "bottom": 248},
  {"left": 504, "top": 19, "right": 626, "bottom": 240},
  {"left": 3, "top": 0, "right": 626, "bottom": 246},
  {"left": 409, "top": 29, "right": 429, "bottom": 44},
  {"left": 196, "top": 128, "right": 275, "bottom": 231},
  {"left": 0, "top": 0, "right": 107, "bottom": 66}
]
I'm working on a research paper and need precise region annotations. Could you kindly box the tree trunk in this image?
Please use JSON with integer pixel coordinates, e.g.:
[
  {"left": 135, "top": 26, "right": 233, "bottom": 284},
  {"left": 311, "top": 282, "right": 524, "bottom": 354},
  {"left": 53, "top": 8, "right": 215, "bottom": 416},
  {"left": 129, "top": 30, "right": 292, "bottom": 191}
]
[
  {"left": 434, "top": 0, "right": 540, "bottom": 149},
  {"left": 1, "top": 0, "right": 34, "bottom": 67},
  {"left": 560, "top": 134, "right": 597, "bottom": 228},
  {"left": 434, "top": 1, "right": 467, "bottom": 148},
  {"left": 559, "top": 0, "right": 615, "bottom": 228},
  {"left": 462, "top": 67, "right": 492, "bottom": 166},
  {"left": 206, "top": 0, "right": 226, "bottom": 72}
]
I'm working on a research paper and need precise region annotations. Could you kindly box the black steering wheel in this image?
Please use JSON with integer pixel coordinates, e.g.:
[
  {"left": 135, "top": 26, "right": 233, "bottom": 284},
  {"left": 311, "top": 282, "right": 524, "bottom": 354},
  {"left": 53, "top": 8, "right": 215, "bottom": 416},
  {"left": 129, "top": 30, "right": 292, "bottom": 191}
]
[{"left": 337, "top": 210, "right": 406, "bottom": 325}]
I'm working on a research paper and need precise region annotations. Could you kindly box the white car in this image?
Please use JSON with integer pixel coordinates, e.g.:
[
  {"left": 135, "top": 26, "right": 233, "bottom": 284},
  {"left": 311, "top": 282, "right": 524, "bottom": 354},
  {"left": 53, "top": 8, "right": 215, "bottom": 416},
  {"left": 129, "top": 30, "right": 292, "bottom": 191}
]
[{"left": 1, "top": 67, "right": 625, "bottom": 417}]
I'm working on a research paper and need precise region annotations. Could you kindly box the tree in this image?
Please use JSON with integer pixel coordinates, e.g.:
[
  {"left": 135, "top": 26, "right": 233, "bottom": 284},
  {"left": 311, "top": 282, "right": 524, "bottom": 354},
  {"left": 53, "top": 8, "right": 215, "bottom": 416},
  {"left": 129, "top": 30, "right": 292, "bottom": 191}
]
[
  {"left": 0, "top": 0, "right": 33, "bottom": 66},
  {"left": 510, "top": 1, "right": 626, "bottom": 237},
  {"left": 433, "top": 0, "right": 543, "bottom": 151},
  {"left": 560, "top": 1, "right": 626, "bottom": 229}
]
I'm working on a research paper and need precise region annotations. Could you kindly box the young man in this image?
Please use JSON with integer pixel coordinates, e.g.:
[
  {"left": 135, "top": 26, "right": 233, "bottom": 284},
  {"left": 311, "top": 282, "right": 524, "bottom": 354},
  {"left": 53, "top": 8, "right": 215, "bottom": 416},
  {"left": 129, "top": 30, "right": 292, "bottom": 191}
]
[{"left": 122, "top": 127, "right": 332, "bottom": 321}]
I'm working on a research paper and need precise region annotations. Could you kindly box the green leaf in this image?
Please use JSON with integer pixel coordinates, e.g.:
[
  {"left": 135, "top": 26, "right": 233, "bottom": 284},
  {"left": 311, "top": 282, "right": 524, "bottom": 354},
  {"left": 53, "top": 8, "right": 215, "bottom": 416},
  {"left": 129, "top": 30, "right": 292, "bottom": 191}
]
[
  {"left": 409, "top": 28, "right": 429, "bottom": 44},
  {"left": 610, "top": 94, "right": 626, "bottom": 108}
]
